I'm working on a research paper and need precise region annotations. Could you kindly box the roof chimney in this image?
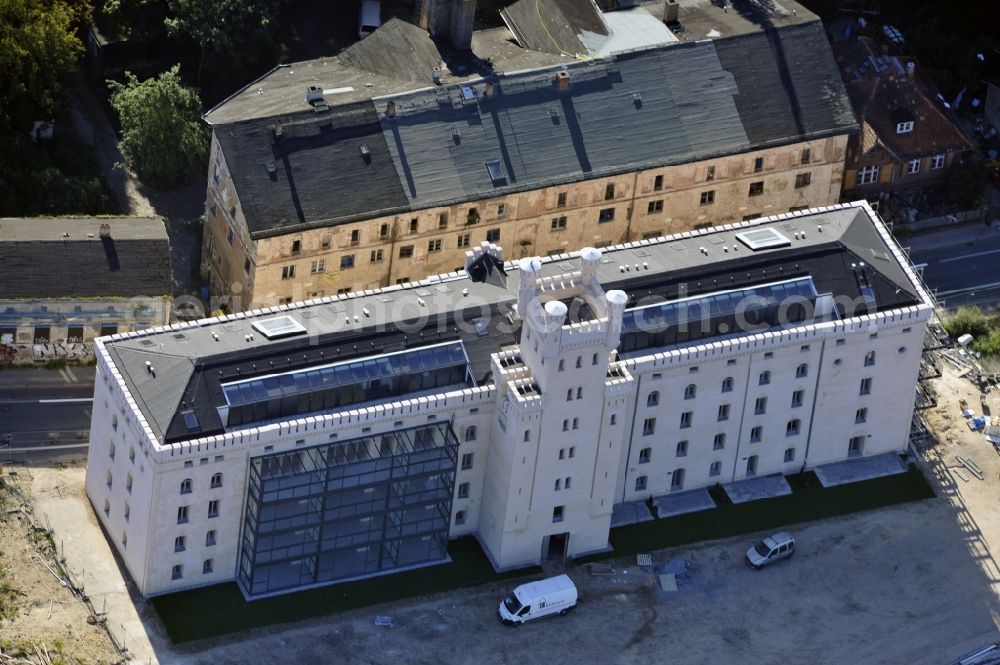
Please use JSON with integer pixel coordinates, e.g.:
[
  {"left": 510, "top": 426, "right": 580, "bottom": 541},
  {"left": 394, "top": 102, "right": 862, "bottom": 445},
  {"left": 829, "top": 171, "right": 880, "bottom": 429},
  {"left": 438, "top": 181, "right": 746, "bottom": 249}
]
[
  {"left": 385, "top": 100, "right": 396, "bottom": 119},
  {"left": 99, "top": 223, "right": 111, "bottom": 238},
  {"left": 554, "top": 70, "right": 571, "bottom": 91},
  {"left": 305, "top": 85, "right": 325, "bottom": 105},
  {"left": 662, "top": 0, "right": 679, "bottom": 23}
]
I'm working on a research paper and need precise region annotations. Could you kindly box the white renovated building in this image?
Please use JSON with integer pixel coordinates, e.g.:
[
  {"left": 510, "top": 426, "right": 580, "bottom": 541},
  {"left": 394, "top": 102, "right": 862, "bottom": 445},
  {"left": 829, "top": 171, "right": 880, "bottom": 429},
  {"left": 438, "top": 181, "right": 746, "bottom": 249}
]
[{"left": 86, "top": 202, "right": 933, "bottom": 598}]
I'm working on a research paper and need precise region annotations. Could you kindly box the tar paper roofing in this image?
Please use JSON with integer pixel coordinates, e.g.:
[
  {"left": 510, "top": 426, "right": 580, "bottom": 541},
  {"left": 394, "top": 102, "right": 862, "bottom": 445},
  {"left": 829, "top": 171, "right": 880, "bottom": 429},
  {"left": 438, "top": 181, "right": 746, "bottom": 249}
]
[{"left": 0, "top": 217, "right": 171, "bottom": 299}]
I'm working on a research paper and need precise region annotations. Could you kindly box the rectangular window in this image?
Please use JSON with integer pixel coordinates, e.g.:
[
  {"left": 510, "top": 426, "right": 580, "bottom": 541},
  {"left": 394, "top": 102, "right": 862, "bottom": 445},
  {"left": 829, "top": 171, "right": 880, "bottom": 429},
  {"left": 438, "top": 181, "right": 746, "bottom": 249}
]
[
  {"left": 713, "top": 433, "right": 725, "bottom": 450},
  {"left": 786, "top": 419, "right": 800, "bottom": 436},
  {"left": 379, "top": 223, "right": 389, "bottom": 239},
  {"left": 680, "top": 411, "right": 692, "bottom": 429},
  {"left": 796, "top": 363, "right": 808, "bottom": 378},
  {"left": 551, "top": 216, "right": 567, "bottom": 230},
  {"left": 428, "top": 239, "right": 442, "bottom": 253},
  {"left": 753, "top": 156, "right": 764, "bottom": 172},
  {"left": 791, "top": 390, "right": 804, "bottom": 408},
  {"left": 552, "top": 506, "right": 565, "bottom": 523},
  {"left": 457, "top": 482, "right": 470, "bottom": 498},
  {"left": 754, "top": 397, "right": 767, "bottom": 415},
  {"left": 291, "top": 240, "right": 301, "bottom": 255},
  {"left": 497, "top": 203, "right": 506, "bottom": 217},
  {"left": 784, "top": 447, "right": 796, "bottom": 463},
  {"left": 598, "top": 208, "right": 615, "bottom": 223},
  {"left": 438, "top": 213, "right": 448, "bottom": 228},
  {"left": 709, "top": 461, "right": 722, "bottom": 477},
  {"left": 639, "top": 447, "right": 651, "bottom": 464},
  {"left": 370, "top": 249, "right": 384, "bottom": 263},
  {"left": 399, "top": 245, "right": 414, "bottom": 258},
  {"left": 860, "top": 378, "right": 872, "bottom": 395},
  {"left": 653, "top": 174, "right": 663, "bottom": 191},
  {"left": 907, "top": 158, "right": 921, "bottom": 174},
  {"left": 557, "top": 192, "right": 567, "bottom": 207},
  {"left": 706, "top": 165, "right": 715, "bottom": 181},
  {"left": 174, "top": 536, "right": 186, "bottom": 552},
  {"left": 461, "top": 453, "right": 474, "bottom": 470},
  {"left": 722, "top": 377, "right": 734, "bottom": 392},
  {"left": 457, "top": 234, "right": 471, "bottom": 248},
  {"left": 795, "top": 172, "right": 811, "bottom": 188},
  {"left": 759, "top": 371, "right": 771, "bottom": 385},
  {"left": 455, "top": 510, "right": 466, "bottom": 525},
  {"left": 310, "top": 260, "right": 326, "bottom": 274},
  {"left": 801, "top": 148, "right": 810, "bottom": 164},
  {"left": 700, "top": 190, "right": 715, "bottom": 205},
  {"left": 635, "top": 475, "right": 647, "bottom": 491},
  {"left": 486, "top": 228, "right": 500, "bottom": 243},
  {"left": 177, "top": 506, "right": 188, "bottom": 524},
  {"left": 340, "top": 255, "right": 355, "bottom": 270},
  {"left": 858, "top": 165, "right": 880, "bottom": 185},
  {"left": 281, "top": 265, "right": 295, "bottom": 279},
  {"left": 748, "top": 181, "right": 764, "bottom": 197},
  {"left": 208, "top": 500, "right": 219, "bottom": 518},
  {"left": 718, "top": 404, "right": 730, "bottom": 421},
  {"left": 203, "top": 559, "right": 214, "bottom": 574},
  {"left": 676, "top": 440, "right": 688, "bottom": 457},
  {"left": 856, "top": 407, "right": 868, "bottom": 423},
  {"left": 172, "top": 565, "right": 183, "bottom": 580},
  {"left": 931, "top": 154, "right": 946, "bottom": 170},
  {"left": 896, "top": 121, "right": 914, "bottom": 134},
  {"left": 410, "top": 218, "right": 419, "bottom": 233},
  {"left": 848, "top": 435, "right": 865, "bottom": 457},
  {"left": 647, "top": 200, "right": 664, "bottom": 214},
  {"left": 206, "top": 530, "right": 217, "bottom": 546},
  {"left": 750, "top": 426, "right": 762, "bottom": 443},
  {"left": 604, "top": 183, "right": 615, "bottom": 200},
  {"left": 350, "top": 229, "right": 360, "bottom": 245},
  {"left": 643, "top": 417, "right": 656, "bottom": 436}
]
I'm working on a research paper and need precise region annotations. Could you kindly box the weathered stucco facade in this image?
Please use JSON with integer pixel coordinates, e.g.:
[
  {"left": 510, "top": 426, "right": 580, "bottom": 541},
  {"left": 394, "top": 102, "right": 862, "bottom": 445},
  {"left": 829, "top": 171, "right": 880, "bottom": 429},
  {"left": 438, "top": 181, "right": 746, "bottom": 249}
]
[{"left": 203, "top": 135, "right": 848, "bottom": 310}]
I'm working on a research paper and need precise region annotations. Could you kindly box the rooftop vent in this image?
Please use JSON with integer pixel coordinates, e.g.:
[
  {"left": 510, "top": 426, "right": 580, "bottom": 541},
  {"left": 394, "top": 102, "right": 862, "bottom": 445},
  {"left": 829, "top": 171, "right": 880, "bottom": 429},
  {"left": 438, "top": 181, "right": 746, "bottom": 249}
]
[
  {"left": 360, "top": 144, "right": 371, "bottom": 163},
  {"left": 305, "top": 85, "right": 325, "bottom": 105},
  {"left": 99, "top": 223, "right": 111, "bottom": 238},
  {"left": 631, "top": 91, "right": 642, "bottom": 108},
  {"left": 385, "top": 100, "right": 396, "bottom": 119},
  {"left": 251, "top": 315, "right": 307, "bottom": 340},
  {"left": 432, "top": 67, "right": 441, "bottom": 84},
  {"left": 554, "top": 70, "right": 571, "bottom": 90}
]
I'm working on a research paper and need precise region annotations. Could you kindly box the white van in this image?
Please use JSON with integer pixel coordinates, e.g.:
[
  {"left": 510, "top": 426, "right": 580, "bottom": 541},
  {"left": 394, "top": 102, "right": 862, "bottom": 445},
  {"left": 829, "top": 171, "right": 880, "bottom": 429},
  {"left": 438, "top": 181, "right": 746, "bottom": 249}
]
[
  {"left": 358, "top": 0, "right": 381, "bottom": 39},
  {"left": 745, "top": 531, "right": 795, "bottom": 570},
  {"left": 498, "top": 574, "right": 577, "bottom": 625}
]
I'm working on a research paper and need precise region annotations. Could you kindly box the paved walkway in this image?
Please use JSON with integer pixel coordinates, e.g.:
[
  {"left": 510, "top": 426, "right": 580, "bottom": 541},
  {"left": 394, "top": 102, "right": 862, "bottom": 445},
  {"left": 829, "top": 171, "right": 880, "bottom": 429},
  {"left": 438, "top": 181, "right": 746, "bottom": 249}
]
[
  {"left": 723, "top": 474, "right": 792, "bottom": 504},
  {"left": 813, "top": 453, "right": 908, "bottom": 488},
  {"left": 611, "top": 500, "right": 655, "bottom": 527},
  {"left": 652, "top": 488, "right": 716, "bottom": 517}
]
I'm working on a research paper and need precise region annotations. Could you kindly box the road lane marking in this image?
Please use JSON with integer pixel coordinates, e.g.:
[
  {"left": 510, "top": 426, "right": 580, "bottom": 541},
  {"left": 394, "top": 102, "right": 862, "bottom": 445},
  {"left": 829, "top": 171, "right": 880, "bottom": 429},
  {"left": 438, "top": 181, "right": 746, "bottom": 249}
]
[
  {"left": 58, "top": 368, "right": 71, "bottom": 383},
  {"left": 66, "top": 367, "right": 78, "bottom": 382},
  {"left": 38, "top": 398, "right": 93, "bottom": 404},
  {"left": 935, "top": 281, "right": 1000, "bottom": 297},
  {"left": 939, "top": 248, "right": 1000, "bottom": 264}
]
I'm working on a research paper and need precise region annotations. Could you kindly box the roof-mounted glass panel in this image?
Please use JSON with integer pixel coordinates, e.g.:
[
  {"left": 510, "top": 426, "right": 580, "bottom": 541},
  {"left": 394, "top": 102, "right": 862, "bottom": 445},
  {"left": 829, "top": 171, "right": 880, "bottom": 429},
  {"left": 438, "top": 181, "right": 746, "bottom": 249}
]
[
  {"left": 181, "top": 410, "right": 200, "bottom": 432},
  {"left": 735, "top": 228, "right": 791, "bottom": 251},
  {"left": 251, "top": 315, "right": 308, "bottom": 339},
  {"left": 485, "top": 160, "right": 506, "bottom": 185}
]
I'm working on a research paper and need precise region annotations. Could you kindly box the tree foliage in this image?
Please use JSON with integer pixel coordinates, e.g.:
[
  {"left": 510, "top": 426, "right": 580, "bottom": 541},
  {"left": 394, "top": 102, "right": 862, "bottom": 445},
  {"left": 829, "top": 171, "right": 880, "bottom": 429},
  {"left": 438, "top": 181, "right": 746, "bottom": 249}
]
[
  {"left": 0, "top": 0, "right": 86, "bottom": 130},
  {"left": 108, "top": 65, "right": 209, "bottom": 188},
  {"left": 943, "top": 306, "right": 990, "bottom": 340},
  {"left": 164, "top": 0, "right": 279, "bottom": 79}
]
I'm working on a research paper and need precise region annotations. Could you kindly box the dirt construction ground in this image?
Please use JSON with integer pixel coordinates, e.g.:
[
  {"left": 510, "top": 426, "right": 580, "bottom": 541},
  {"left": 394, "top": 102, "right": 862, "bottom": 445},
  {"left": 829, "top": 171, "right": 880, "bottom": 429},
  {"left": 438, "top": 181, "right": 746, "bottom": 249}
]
[{"left": 12, "top": 357, "right": 1000, "bottom": 664}]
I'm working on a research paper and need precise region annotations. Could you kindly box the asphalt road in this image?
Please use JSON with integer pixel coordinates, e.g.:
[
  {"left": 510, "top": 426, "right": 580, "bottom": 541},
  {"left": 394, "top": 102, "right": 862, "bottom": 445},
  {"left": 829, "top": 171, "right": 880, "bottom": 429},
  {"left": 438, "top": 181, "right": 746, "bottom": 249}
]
[
  {"left": 906, "top": 222, "right": 1000, "bottom": 310},
  {"left": 0, "top": 367, "right": 95, "bottom": 464}
]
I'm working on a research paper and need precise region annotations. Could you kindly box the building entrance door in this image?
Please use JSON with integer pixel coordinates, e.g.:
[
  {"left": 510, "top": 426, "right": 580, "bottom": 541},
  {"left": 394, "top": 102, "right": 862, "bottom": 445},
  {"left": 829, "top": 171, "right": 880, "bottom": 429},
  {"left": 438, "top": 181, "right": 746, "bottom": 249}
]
[{"left": 546, "top": 532, "right": 569, "bottom": 560}]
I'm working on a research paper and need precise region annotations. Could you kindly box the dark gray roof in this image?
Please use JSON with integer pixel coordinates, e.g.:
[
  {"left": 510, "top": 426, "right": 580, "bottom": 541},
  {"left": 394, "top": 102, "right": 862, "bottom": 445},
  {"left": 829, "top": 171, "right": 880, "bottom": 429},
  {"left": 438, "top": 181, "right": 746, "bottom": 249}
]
[
  {"left": 500, "top": 0, "right": 608, "bottom": 55},
  {"left": 338, "top": 18, "right": 444, "bottom": 83},
  {"left": 219, "top": 21, "right": 857, "bottom": 240},
  {"left": 102, "top": 205, "right": 927, "bottom": 445},
  {"left": 0, "top": 217, "right": 171, "bottom": 299}
]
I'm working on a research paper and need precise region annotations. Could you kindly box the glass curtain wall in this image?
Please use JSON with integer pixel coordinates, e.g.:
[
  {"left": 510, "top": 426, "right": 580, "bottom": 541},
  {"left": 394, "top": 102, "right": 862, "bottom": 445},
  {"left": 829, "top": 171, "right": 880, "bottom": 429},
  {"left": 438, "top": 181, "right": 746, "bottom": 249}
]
[{"left": 238, "top": 422, "right": 459, "bottom": 597}]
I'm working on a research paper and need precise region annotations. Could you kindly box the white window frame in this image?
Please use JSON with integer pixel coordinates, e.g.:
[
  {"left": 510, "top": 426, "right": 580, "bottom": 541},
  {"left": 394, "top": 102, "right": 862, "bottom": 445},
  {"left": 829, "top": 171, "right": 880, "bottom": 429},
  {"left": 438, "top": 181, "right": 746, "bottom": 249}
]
[
  {"left": 931, "top": 153, "right": 945, "bottom": 170},
  {"left": 896, "top": 121, "right": 913, "bottom": 134},
  {"left": 907, "top": 158, "right": 921, "bottom": 175},
  {"left": 858, "top": 165, "right": 880, "bottom": 185}
]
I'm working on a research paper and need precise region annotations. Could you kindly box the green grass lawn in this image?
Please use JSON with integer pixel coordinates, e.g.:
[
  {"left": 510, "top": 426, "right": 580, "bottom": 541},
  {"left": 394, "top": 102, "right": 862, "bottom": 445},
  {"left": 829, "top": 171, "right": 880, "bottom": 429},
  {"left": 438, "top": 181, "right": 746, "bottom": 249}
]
[
  {"left": 153, "top": 464, "right": 934, "bottom": 643},
  {"left": 152, "top": 537, "right": 539, "bottom": 643},
  {"left": 583, "top": 464, "right": 935, "bottom": 562}
]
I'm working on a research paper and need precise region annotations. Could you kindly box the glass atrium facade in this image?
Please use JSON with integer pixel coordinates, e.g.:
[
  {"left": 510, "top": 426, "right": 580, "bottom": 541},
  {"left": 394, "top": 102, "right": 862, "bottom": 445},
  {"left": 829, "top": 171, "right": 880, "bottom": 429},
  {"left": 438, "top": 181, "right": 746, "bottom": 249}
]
[{"left": 238, "top": 422, "right": 460, "bottom": 597}]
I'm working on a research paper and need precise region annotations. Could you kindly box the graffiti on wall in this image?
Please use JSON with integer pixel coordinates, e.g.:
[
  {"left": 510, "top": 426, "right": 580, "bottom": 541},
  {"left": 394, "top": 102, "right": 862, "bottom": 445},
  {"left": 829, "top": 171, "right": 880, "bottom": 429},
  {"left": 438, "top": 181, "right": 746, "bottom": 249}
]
[{"left": 0, "top": 342, "right": 95, "bottom": 364}]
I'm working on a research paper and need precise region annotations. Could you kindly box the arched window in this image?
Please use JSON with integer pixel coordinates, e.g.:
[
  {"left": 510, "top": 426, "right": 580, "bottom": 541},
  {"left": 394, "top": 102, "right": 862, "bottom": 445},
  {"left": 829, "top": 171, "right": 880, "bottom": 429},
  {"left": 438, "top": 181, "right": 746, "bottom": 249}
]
[
  {"left": 211, "top": 473, "right": 223, "bottom": 488},
  {"left": 180, "top": 478, "right": 192, "bottom": 494},
  {"left": 864, "top": 351, "right": 876, "bottom": 366},
  {"left": 647, "top": 391, "right": 659, "bottom": 407},
  {"left": 464, "top": 426, "right": 477, "bottom": 442},
  {"left": 684, "top": 384, "right": 696, "bottom": 399}
]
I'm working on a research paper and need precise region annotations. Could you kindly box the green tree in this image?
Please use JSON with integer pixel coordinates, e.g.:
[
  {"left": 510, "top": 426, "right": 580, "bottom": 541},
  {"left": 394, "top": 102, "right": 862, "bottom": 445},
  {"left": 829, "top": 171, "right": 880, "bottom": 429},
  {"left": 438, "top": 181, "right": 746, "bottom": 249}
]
[
  {"left": 108, "top": 65, "right": 209, "bottom": 187},
  {"left": 0, "top": 0, "right": 86, "bottom": 130},
  {"left": 164, "top": 0, "right": 279, "bottom": 81}
]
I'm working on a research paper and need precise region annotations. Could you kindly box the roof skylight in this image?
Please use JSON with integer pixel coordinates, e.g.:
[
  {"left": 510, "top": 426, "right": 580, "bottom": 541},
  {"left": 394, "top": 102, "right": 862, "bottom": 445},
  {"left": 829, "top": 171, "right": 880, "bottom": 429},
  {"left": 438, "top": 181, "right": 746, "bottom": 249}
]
[
  {"left": 251, "top": 315, "right": 308, "bottom": 340},
  {"left": 735, "top": 228, "right": 791, "bottom": 251}
]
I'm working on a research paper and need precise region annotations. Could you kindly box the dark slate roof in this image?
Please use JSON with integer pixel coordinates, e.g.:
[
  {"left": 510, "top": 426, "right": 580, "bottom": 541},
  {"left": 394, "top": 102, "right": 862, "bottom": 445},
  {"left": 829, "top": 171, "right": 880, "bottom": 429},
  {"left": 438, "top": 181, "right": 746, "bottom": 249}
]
[
  {"left": 0, "top": 217, "right": 171, "bottom": 299},
  {"left": 338, "top": 18, "right": 444, "bottom": 83},
  {"left": 101, "top": 204, "right": 927, "bottom": 445},
  {"left": 220, "top": 20, "right": 857, "bottom": 240},
  {"left": 500, "top": 0, "right": 608, "bottom": 55}
]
